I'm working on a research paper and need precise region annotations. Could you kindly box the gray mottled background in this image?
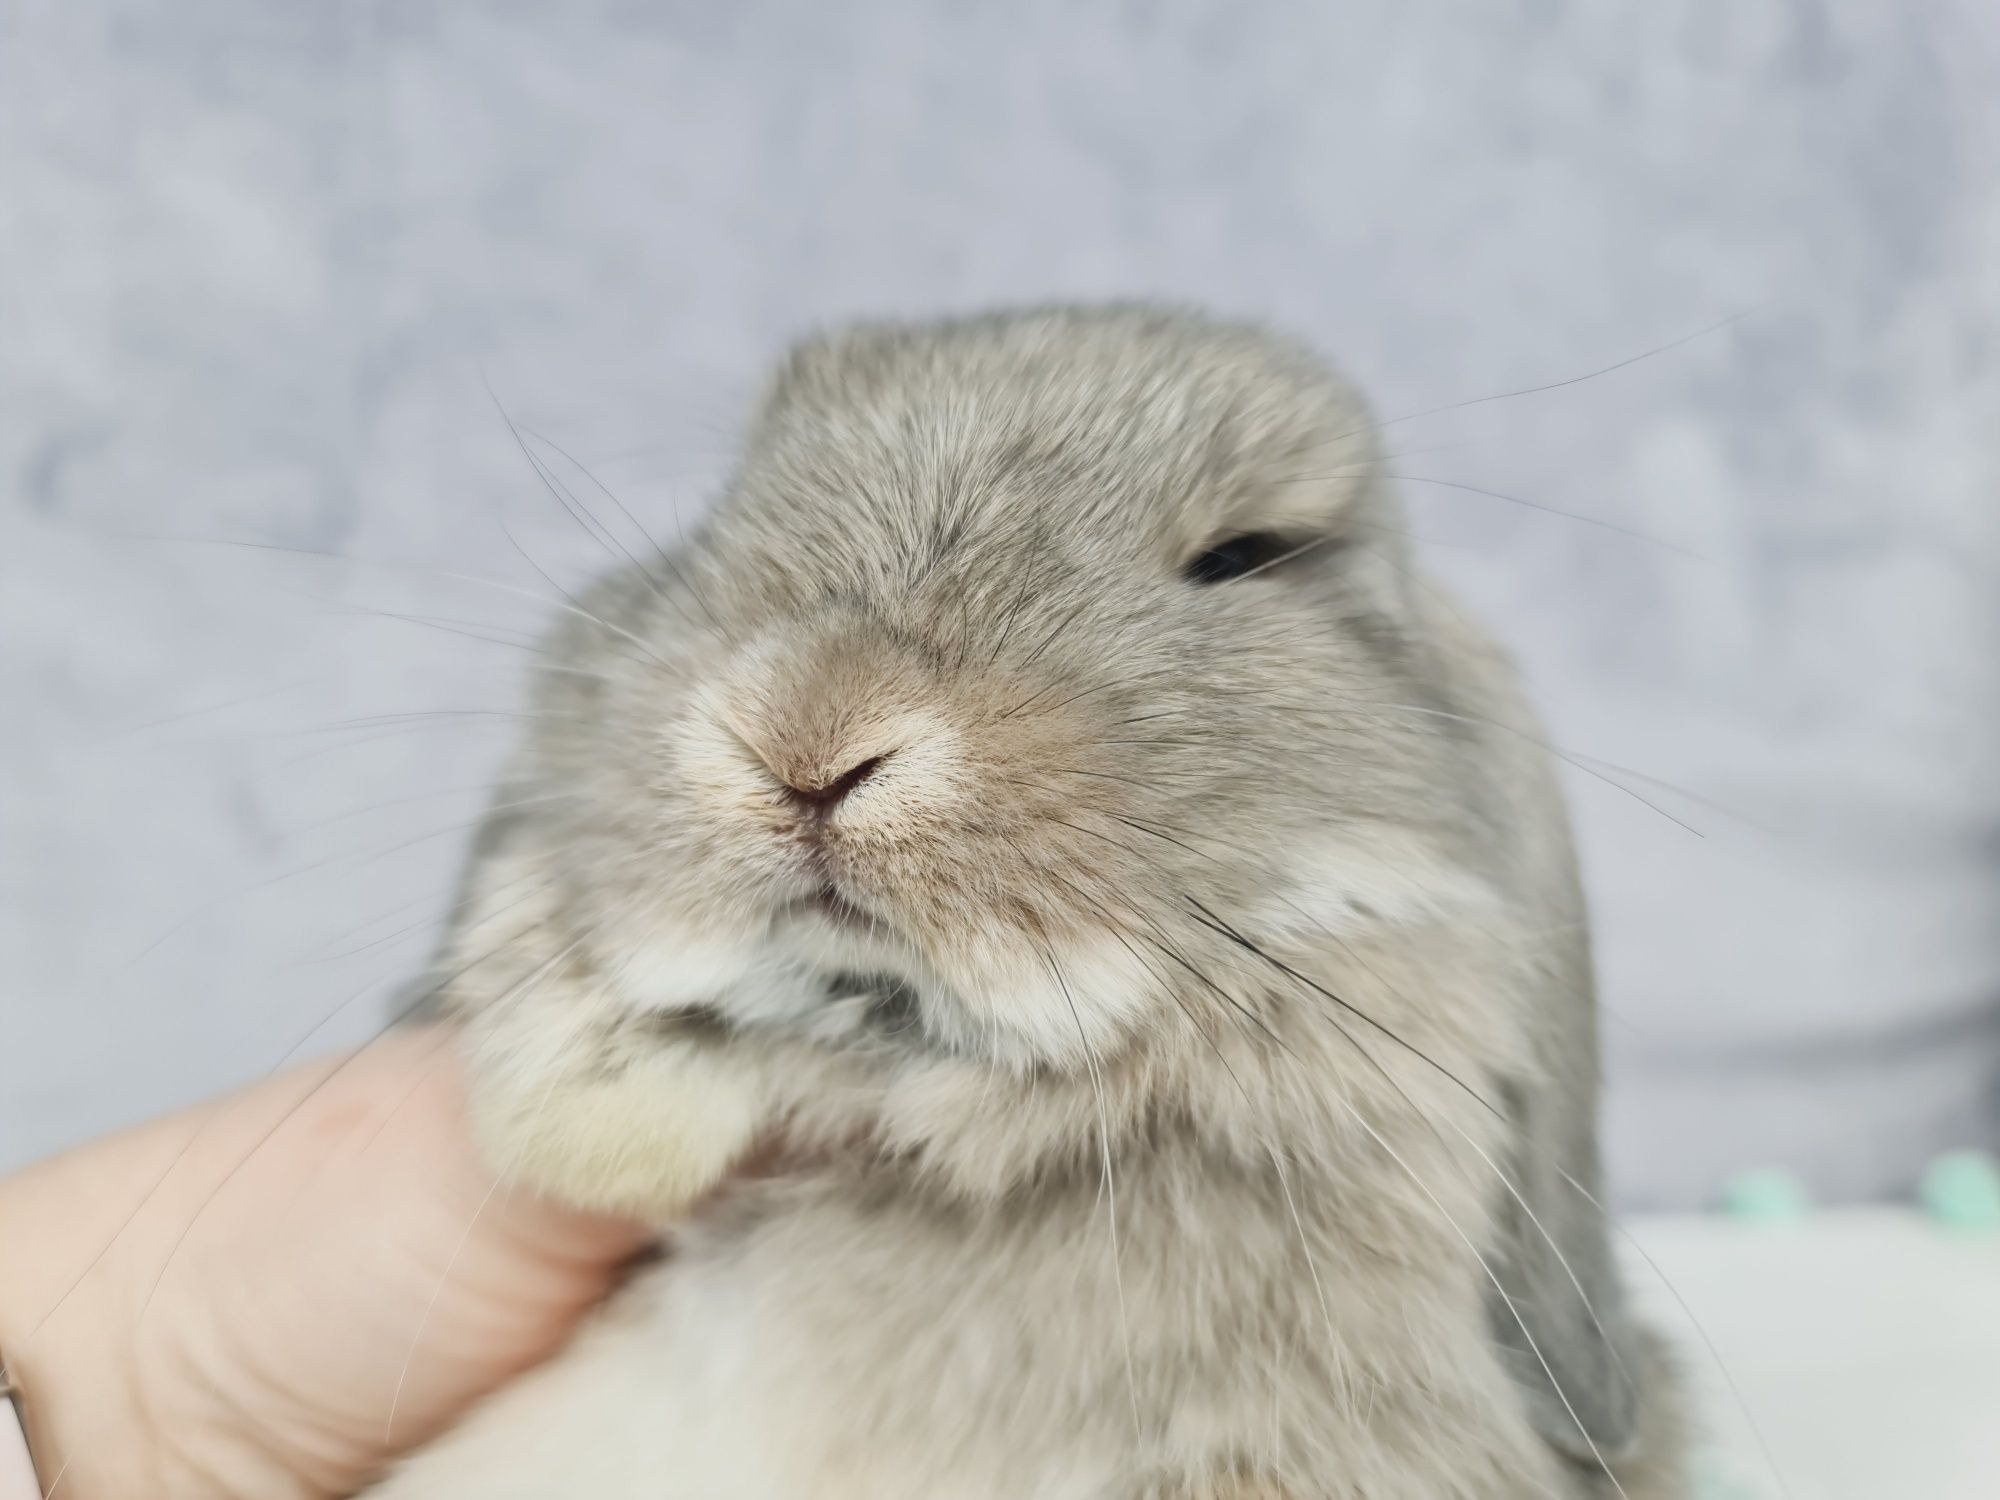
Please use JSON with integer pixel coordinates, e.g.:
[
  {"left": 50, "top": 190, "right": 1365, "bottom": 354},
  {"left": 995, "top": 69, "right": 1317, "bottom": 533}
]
[{"left": 3, "top": 0, "right": 1996, "bottom": 1206}]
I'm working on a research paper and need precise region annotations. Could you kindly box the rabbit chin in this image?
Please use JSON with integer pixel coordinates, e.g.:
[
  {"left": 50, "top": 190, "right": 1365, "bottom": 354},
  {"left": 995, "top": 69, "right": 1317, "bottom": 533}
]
[
  {"left": 926, "top": 932, "right": 1159, "bottom": 1069},
  {"left": 464, "top": 897, "right": 1160, "bottom": 1222},
  {"left": 770, "top": 899, "right": 1157, "bottom": 1070}
]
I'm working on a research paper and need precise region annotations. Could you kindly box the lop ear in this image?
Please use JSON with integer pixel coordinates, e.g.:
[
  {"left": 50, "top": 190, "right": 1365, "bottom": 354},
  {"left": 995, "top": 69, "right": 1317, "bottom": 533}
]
[{"left": 1484, "top": 934, "right": 1646, "bottom": 1466}]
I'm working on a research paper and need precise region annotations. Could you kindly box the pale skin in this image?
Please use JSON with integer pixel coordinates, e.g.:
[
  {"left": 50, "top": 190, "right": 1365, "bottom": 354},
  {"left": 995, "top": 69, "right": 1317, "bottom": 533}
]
[{"left": 0, "top": 1028, "right": 650, "bottom": 1500}]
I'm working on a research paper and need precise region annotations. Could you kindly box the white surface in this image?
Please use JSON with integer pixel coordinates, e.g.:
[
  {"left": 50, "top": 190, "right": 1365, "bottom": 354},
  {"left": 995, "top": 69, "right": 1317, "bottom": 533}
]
[
  {"left": 0, "top": 1398, "right": 36, "bottom": 1500},
  {"left": 1628, "top": 1211, "right": 2000, "bottom": 1499},
  {"left": 2, "top": 4, "right": 1997, "bottom": 1201}
]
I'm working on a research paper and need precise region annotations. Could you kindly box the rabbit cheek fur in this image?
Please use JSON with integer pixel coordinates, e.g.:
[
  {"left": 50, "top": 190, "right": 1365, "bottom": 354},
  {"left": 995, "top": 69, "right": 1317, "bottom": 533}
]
[{"left": 371, "top": 307, "right": 1684, "bottom": 1499}]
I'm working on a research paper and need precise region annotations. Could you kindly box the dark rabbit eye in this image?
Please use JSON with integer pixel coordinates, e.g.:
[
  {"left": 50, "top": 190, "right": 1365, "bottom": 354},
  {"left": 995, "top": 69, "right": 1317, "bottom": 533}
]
[{"left": 1183, "top": 531, "right": 1299, "bottom": 585}]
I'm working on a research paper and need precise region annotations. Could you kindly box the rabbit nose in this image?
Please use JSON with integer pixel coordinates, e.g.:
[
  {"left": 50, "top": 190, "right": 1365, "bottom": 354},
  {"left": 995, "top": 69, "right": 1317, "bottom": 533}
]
[{"left": 780, "top": 752, "right": 890, "bottom": 811}]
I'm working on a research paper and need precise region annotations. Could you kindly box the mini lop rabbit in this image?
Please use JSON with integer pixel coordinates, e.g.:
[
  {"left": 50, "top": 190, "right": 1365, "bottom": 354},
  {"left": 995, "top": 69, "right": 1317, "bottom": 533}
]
[{"left": 372, "top": 306, "right": 1682, "bottom": 1498}]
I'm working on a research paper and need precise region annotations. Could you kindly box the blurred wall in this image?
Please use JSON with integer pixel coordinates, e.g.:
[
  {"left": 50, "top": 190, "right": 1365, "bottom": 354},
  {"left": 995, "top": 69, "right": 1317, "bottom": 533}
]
[{"left": 3, "top": 0, "right": 1996, "bottom": 1205}]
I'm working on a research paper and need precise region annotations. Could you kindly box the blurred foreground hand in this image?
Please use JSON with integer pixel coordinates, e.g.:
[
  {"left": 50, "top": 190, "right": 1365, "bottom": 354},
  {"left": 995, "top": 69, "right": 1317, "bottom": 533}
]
[{"left": 0, "top": 1028, "right": 650, "bottom": 1500}]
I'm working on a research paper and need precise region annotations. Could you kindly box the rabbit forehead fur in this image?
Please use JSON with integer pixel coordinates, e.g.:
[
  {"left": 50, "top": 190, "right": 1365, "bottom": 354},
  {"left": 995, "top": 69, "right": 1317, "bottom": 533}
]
[{"left": 408, "top": 305, "right": 1678, "bottom": 1499}]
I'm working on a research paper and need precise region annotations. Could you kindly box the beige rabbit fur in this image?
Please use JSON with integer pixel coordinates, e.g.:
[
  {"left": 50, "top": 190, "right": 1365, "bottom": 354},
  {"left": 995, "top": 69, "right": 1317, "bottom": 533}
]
[{"left": 368, "top": 305, "right": 1683, "bottom": 1499}]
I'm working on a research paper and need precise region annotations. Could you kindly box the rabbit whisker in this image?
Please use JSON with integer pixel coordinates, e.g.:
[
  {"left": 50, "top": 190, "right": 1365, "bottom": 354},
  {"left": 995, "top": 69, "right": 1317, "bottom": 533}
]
[
  {"left": 1036, "top": 943, "right": 1142, "bottom": 1440},
  {"left": 518, "top": 423, "right": 722, "bottom": 631}
]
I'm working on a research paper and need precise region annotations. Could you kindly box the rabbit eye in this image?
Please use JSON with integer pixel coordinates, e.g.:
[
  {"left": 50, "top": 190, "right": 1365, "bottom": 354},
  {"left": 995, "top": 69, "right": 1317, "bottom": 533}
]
[{"left": 1183, "top": 531, "right": 1300, "bottom": 585}]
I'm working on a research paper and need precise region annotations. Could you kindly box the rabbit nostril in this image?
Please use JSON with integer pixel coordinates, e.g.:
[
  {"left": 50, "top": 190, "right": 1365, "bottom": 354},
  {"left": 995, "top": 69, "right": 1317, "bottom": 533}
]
[{"left": 784, "top": 752, "right": 889, "bottom": 810}]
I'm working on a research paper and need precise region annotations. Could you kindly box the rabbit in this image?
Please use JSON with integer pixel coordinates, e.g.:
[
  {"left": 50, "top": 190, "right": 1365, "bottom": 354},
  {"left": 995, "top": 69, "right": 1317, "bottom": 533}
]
[{"left": 367, "top": 304, "right": 1684, "bottom": 1499}]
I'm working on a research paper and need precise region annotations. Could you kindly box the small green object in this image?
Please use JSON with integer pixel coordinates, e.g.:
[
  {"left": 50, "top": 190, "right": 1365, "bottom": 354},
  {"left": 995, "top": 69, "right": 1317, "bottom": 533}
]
[
  {"left": 1919, "top": 1149, "right": 2000, "bottom": 1230},
  {"left": 1718, "top": 1168, "right": 1810, "bottom": 1222}
]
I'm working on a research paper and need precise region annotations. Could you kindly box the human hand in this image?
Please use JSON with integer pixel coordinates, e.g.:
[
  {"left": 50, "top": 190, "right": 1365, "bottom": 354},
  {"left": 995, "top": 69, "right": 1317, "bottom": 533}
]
[{"left": 0, "top": 1027, "right": 651, "bottom": 1499}]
